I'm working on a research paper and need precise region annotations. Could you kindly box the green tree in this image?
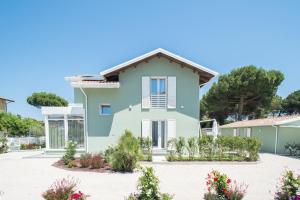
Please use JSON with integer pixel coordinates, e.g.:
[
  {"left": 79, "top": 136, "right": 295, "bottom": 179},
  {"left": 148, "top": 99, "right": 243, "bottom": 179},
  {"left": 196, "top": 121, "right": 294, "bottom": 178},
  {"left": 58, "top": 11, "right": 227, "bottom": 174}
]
[
  {"left": 201, "top": 66, "right": 284, "bottom": 124},
  {"left": 267, "top": 95, "right": 283, "bottom": 117},
  {"left": 0, "top": 112, "right": 43, "bottom": 136},
  {"left": 27, "top": 92, "right": 68, "bottom": 108},
  {"left": 282, "top": 90, "right": 300, "bottom": 114}
]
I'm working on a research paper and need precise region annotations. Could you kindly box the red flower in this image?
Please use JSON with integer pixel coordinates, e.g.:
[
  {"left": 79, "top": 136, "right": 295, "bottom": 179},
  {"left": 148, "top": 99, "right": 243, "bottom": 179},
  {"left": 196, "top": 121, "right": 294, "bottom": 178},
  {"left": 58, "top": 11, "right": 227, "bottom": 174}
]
[
  {"left": 222, "top": 188, "right": 227, "bottom": 193},
  {"left": 71, "top": 192, "right": 84, "bottom": 200},
  {"left": 214, "top": 178, "right": 218, "bottom": 182},
  {"left": 227, "top": 179, "right": 231, "bottom": 184}
]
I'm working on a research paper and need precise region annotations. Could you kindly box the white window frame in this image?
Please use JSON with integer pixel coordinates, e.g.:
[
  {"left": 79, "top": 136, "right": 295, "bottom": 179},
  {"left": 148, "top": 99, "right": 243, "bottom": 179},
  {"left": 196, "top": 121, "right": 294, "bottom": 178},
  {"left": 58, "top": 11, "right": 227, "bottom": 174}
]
[
  {"left": 46, "top": 114, "right": 85, "bottom": 151},
  {"left": 150, "top": 76, "right": 167, "bottom": 109},
  {"left": 233, "top": 128, "right": 237, "bottom": 136},
  {"left": 99, "top": 104, "right": 112, "bottom": 116},
  {"left": 246, "top": 128, "right": 251, "bottom": 137},
  {"left": 150, "top": 119, "right": 167, "bottom": 149}
]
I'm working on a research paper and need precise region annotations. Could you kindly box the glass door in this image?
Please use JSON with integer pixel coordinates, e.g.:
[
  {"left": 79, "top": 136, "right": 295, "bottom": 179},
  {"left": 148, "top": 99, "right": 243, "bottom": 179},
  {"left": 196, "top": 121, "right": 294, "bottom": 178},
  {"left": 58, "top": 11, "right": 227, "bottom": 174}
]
[{"left": 151, "top": 120, "right": 166, "bottom": 149}]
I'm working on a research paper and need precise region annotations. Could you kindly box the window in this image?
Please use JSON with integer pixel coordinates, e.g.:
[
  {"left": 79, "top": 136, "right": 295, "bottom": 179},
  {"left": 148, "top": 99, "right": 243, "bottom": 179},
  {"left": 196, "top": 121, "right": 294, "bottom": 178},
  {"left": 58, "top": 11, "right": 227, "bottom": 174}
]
[
  {"left": 68, "top": 115, "right": 84, "bottom": 148},
  {"left": 100, "top": 104, "right": 112, "bottom": 115},
  {"left": 246, "top": 128, "right": 251, "bottom": 137},
  {"left": 233, "top": 128, "right": 240, "bottom": 136},
  {"left": 49, "top": 120, "right": 65, "bottom": 149},
  {"left": 150, "top": 78, "right": 166, "bottom": 108}
]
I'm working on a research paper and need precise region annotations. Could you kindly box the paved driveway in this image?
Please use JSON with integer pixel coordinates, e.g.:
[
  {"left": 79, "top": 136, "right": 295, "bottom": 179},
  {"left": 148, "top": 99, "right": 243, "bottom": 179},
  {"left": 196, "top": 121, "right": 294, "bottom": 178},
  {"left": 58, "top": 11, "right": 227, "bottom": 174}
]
[{"left": 0, "top": 151, "right": 299, "bottom": 200}]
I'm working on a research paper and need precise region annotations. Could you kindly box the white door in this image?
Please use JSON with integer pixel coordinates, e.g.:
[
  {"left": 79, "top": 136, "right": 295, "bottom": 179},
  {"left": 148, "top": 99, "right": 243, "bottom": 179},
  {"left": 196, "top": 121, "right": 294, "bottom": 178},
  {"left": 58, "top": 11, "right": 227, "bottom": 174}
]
[{"left": 151, "top": 120, "right": 166, "bottom": 149}]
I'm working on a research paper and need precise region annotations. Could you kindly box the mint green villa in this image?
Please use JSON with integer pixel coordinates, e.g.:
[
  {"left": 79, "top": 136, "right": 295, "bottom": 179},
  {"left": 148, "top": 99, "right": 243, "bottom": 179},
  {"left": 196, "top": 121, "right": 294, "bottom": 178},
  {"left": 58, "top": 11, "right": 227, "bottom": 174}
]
[
  {"left": 220, "top": 115, "right": 300, "bottom": 155},
  {"left": 42, "top": 48, "right": 218, "bottom": 153}
]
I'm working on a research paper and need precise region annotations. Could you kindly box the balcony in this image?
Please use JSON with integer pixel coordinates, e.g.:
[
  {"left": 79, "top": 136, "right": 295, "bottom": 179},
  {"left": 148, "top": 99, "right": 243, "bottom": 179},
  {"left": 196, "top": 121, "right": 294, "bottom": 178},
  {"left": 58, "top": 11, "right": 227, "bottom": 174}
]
[{"left": 150, "top": 94, "right": 166, "bottom": 108}]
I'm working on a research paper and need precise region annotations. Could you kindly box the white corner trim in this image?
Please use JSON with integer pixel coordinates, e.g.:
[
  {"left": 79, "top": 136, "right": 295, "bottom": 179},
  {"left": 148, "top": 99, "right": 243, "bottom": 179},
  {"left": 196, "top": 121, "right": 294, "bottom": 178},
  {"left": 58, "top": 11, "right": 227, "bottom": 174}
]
[
  {"left": 70, "top": 81, "right": 120, "bottom": 88},
  {"left": 100, "top": 48, "right": 219, "bottom": 76}
]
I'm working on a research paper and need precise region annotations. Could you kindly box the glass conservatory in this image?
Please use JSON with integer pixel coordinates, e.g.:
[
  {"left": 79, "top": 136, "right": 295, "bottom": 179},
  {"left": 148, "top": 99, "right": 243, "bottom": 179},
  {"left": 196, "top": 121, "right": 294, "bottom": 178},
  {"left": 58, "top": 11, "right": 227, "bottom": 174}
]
[{"left": 42, "top": 104, "right": 85, "bottom": 151}]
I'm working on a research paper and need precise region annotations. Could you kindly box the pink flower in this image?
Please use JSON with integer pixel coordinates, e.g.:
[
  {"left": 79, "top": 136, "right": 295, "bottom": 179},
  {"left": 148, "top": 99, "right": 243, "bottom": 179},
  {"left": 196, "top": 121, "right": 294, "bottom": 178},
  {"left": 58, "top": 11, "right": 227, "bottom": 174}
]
[{"left": 208, "top": 187, "right": 211, "bottom": 192}]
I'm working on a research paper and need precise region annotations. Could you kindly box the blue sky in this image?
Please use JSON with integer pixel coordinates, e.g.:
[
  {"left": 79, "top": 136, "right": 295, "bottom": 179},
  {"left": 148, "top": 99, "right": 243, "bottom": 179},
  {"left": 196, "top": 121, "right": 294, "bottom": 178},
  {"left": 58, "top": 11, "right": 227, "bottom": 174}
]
[{"left": 0, "top": 0, "right": 299, "bottom": 120}]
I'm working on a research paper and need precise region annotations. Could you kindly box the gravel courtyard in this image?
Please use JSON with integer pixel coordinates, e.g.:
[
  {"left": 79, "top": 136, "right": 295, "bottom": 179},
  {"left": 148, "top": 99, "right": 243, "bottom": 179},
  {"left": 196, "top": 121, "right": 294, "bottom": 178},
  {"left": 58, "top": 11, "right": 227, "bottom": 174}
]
[{"left": 0, "top": 151, "right": 300, "bottom": 200}]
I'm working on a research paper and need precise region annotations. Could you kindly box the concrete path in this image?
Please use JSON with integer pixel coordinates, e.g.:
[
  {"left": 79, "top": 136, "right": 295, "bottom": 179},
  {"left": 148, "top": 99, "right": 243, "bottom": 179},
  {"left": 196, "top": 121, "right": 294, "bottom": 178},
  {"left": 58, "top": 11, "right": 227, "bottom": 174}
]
[{"left": 0, "top": 151, "right": 299, "bottom": 200}]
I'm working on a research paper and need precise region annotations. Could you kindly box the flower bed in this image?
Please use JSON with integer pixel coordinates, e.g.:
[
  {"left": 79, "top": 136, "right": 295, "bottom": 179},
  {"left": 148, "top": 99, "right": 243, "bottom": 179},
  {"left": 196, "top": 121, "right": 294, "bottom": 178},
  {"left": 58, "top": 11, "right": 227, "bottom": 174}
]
[
  {"left": 53, "top": 157, "right": 111, "bottom": 173},
  {"left": 54, "top": 141, "right": 111, "bottom": 173}
]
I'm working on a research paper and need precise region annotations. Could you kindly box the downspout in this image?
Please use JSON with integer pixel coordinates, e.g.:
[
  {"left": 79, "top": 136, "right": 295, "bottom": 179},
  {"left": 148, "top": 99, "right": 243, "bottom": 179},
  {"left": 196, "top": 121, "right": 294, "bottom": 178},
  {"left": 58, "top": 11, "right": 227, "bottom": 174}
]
[
  {"left": 272, "top": 125, "right": 278, "bottom": 155},
  {"left": 80, "top": 87, "right": 89, "bottom": 152}
]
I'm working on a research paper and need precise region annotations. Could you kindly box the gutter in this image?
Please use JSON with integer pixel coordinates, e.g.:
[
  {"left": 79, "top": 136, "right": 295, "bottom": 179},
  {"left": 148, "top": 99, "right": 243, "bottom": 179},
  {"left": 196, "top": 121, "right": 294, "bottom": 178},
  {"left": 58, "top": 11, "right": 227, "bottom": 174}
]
[
  {"left": 272, "top": 125, "right": 278, "bottom": 154},
  {"left": 79, "top": 86, "right": 89, "bottom": 153}
]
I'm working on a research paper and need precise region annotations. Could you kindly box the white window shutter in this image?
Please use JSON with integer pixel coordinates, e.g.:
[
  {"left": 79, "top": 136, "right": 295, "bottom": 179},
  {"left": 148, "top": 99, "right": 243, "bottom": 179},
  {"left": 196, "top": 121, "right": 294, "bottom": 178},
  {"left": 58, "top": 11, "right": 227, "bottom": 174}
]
[
  {"left": 142, "top": 76, "right": 150, "bottom": 109},
  {"left": 233, "top": 129, "right": 237, "bottom": 137},
  {"left": 167, "top": 119, "right": 176, "bottom": 139},
  {"left": 141, "top": 119, "right": 150, "bottom": 138},
  {"left": 167, "top": 76, "right": 176, "bottom": 109}
]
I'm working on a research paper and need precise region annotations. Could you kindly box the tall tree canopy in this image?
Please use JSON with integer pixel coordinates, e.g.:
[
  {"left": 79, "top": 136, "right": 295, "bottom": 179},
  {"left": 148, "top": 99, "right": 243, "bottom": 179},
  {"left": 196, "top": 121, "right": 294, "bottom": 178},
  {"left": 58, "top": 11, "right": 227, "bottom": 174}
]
[
  {"left": 282, "top": 90, "right": 300, "bottom": 114},
  {"left": 27, "top": 92, "right": 68, "bottom": 108},
  {"left": 201, "top": 65, "right": 284, "bottom": 124},
  {"left": 267, "top": 95, "right": 283, "bottom": 117}
]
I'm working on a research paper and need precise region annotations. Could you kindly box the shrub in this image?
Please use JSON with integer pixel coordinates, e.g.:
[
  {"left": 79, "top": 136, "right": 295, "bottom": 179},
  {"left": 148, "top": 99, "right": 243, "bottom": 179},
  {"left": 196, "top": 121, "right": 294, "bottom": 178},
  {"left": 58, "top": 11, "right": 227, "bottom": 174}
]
[
  {"left": 167, "top": 136, "right": 261, "bottom": 162},
  {"left": 67, "top": 160, "right": 77, "bottom": 168},
  {"left": 42, "top": 177, "right": 77, "bottom": 200},
  {"left": 79, "top": 153, "right": 92, "bottom": 168},
  {"left": 186, "top": 137, "right": 198, "bottom": 159},
  {"left": 166, "top": 139, "right": 176, "bottom": 161},
  {"left": 111, "top": 130, "right": 142, "bottom": 172},
  {"left": 139, "top": 137, "right": 152, "bottom": 161},
  {"left": 245, "top": 137, "right": 261, "bottom": 161},
  {"left": 284, "top": 143, "right": 299, "bottom": 156},
  {"left": 198, "top": 135, "right": 214, "bottom": 157},
  {"left": 20, "top": 143, "right": 41, "bottom": 150},
  {"left": 204, "top": 170, "right": 247, "bottom": 200},
  {"left": 104, "top": 146, "right": 115, "bottom": 163},
  {"left": 127, "top": 167, "right": 173, "bottom": 200},
  {"left": 274, "top": 170, "right": 300, "bottom": 200},
  {"left": 0, "top": 135, "right": 8, "bottom": 154},
  {"left": 90, "top": 154, "right": 104, "bottom": 169},
  {"left": 62, "top": 141, "right": 76, "bottom": 165},
  {"left": 171, "top": 137, "right": 185, "bottom": 158}
]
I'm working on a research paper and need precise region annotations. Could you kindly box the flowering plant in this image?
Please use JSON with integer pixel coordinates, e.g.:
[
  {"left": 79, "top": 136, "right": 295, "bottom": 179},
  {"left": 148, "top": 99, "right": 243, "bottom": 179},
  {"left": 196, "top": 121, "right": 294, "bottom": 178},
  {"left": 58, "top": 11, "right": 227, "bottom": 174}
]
[
  {"left": 42, "top": 177, "right": 87, "bottom": 200},
  {"left": 274, "top": 170, "right": 300, "bottom": 200},
  {"left": 70, "top": 191, "right": 86, "bottom": 200},
  {"left": 204, "top": 170, "right": 247, "bottom": 200}
]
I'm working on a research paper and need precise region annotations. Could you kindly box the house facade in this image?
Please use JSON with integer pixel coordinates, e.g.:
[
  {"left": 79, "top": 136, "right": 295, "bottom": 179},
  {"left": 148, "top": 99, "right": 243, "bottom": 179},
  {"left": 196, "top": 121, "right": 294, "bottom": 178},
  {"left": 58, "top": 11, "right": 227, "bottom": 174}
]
[
  {"left": 42, "top": 48, "right": 218, "bottom": 153},
  {"left": 220, "top": 115, "right": 300, "bottom": 155},
  {"left": 0, "top": 97, "right": 14, "bottom": 113}
]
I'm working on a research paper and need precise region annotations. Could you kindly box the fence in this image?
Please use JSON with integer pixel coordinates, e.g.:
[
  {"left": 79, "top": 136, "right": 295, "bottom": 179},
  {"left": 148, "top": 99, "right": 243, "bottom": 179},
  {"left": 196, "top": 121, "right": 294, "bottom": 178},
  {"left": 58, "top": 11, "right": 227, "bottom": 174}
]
[{"left": 7, "top": 136, "right": 45, "bottom": 151}]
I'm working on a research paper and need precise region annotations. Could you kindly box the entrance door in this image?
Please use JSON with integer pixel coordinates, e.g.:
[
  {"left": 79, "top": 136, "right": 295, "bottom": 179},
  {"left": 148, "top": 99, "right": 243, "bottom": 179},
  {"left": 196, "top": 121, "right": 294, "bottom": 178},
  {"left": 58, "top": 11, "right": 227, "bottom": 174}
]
[{"left": 151, "top": 120, "right": 166, "bottom": 149}]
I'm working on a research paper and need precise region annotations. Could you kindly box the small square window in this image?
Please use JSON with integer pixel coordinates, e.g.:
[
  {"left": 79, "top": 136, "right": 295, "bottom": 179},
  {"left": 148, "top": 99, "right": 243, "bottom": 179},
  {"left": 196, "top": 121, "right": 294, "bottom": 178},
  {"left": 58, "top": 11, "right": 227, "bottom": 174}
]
[{"left": 100, "top": 104, "right": 112, "bottom": 115}]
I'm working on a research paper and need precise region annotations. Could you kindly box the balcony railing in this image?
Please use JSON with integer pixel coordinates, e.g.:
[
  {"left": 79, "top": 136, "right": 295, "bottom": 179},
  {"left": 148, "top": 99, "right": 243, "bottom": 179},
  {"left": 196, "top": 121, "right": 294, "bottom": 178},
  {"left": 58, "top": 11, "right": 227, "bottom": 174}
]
[{"left": 150, "top": 94, "right": 166, "bottom": 108}]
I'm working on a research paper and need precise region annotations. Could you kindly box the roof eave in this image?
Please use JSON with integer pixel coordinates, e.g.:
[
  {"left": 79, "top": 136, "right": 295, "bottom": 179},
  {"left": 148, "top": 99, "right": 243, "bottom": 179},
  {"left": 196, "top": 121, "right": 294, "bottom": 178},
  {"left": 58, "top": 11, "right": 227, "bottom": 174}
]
[
  {"left": 70, "top": 82, "right": 120, "bottom": 88},
  {"left": 100, "top": 48, "right": 219, "bottom": 80}
]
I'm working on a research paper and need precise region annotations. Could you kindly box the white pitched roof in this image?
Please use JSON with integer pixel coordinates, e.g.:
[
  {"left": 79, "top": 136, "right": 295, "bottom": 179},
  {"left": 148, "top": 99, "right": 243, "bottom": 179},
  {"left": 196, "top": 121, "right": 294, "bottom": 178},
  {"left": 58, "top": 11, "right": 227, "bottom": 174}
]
[
  {"left": 100, "top": 48, "right": 218, "bottom": 77},
  {"left": 220, "top": 115, "right": 300, "bottom": 128}
]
